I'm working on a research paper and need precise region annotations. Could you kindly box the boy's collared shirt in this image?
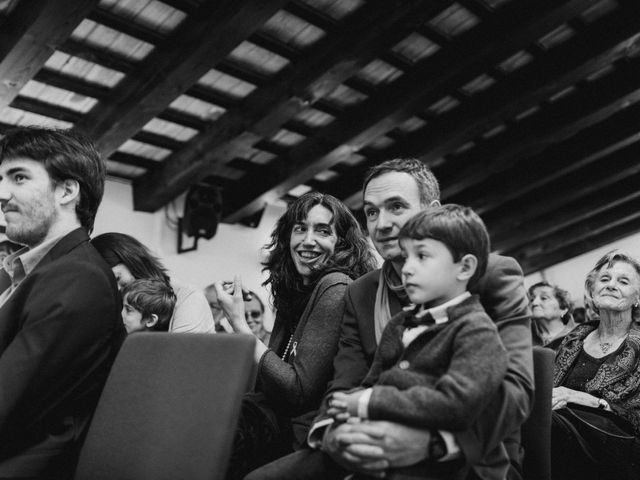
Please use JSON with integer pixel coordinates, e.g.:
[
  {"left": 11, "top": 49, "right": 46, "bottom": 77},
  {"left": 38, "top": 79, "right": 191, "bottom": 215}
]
[
  {"left": 0, "top": 235, "right": 65, "bottom": 307},
  {"left": 401, "top": 291, "right": 471, "bottom": 347}
]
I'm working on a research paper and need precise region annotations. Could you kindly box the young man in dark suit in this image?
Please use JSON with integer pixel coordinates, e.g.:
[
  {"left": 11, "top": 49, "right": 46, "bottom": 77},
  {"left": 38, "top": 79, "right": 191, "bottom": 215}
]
[
  {"left": 0, "top": 128, "right": 125, "bottom": 479},
  {"left": 247, "top": 158, "right": 533, "bottom": 480}
]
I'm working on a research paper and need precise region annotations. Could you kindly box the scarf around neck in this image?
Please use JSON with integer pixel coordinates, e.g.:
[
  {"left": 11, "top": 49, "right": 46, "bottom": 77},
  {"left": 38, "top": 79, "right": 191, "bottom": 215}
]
[{"left": 373, "top": 260, "right": 408, "bottom": 343}]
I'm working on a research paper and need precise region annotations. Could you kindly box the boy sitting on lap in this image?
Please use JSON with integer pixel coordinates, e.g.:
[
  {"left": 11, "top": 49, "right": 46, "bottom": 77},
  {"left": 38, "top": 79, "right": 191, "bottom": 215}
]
[{"left": 329, "top": 205, "right": 508, "bottom": 479}]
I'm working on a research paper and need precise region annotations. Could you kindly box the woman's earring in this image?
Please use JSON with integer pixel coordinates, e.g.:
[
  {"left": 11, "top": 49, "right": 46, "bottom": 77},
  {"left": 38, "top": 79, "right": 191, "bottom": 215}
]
[{"left": 635, "top": 301, "right": 639, "bottom": 308}]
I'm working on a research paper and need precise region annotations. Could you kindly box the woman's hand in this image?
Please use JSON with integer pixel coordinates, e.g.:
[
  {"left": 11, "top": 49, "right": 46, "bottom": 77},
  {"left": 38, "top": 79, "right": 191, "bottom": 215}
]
[
  {"left": 214, "top": 276, "right": 251, "bottom": 335},
  {"left": 552, "top": 386, "right": 601, "bottom": 410}
]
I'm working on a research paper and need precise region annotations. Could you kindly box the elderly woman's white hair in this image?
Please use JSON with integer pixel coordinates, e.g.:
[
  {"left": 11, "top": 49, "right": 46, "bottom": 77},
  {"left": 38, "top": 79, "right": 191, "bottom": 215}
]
[{"left": 584, "top": 250, "right": 640, "bottom": 324}]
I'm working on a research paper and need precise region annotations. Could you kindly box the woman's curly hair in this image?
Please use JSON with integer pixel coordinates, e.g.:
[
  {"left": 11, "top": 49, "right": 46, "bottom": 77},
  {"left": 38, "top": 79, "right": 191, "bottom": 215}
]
[{"left": 262, "top": 192, "right": 377, "bottom": 314}]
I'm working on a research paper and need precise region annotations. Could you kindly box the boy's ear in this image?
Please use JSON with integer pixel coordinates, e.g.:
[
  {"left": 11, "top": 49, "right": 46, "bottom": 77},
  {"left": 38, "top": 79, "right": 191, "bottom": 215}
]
[
  {"left": 144, "top": 314, "right": 159, "bottom": 329},
  {"left": 457, "top": 254, "right": 478, "bottom": 282}
]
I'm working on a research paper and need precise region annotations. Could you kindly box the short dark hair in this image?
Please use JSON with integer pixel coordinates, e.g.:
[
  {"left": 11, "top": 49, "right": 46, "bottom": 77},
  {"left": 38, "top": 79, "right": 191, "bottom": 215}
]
[
  {"left": 0, "top": 127, "right": 106, "bottom": 232},
  {"left": 91, "top": 233, "right": 170, "bottom": 284},
  {"left": 585, "top": 250, "right": 640, "bottom": 323},
  {"left": 121, "top": 279, "right": 176, "bottom": 332},
  {"left": 528, "top": 281, "right": 574, "bottom": 324},
  {"left": 399, "top": 204, "right": 489, "bottom": 288},
  {"left": 363, "top": 158, "right": 440, "bottom": 205}
]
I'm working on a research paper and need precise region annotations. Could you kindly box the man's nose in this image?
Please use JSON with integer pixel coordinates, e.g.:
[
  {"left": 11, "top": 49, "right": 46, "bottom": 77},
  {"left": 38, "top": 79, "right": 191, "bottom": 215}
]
[
  {"left": 376, "top": 209, "right": 392, "bottom": 230},
  {"left": 0, "top": 180, "right": 11, "bottom": 203}
]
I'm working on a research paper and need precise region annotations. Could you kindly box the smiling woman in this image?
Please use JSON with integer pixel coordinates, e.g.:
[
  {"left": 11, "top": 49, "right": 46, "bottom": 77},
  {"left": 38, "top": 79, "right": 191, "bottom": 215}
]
[
  {"left": 216, "top": 191, "right": 377, "bottom": 479},
  {"left": 550, "top": 250, "right": 640, "bottom": 480}
]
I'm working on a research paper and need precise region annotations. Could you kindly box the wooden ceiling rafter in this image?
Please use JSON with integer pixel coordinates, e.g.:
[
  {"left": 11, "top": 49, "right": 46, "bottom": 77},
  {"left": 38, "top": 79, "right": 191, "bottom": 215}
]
[
  {"left": 461, "top": 61, "right": 640, "bottom": 215},
  {"left": 10, "top": 96, "right": 82, "bottom": 123},
  {"left": 221, "top": 0, "right": 609, "bottom": 223},
  {"left": 516, "top": 203, "right": 640, "bottom": 274},
  {"left": 493, "top": 150, "right": 640, "bottom": 256},
  {"left": 74, "top": 0, "right": 289, "bottom": 157},
  {"left": 439, "top": 9, "right": 640, "bottom": 200},
  {"left": 518, "top": 216, "right": 640, "bottom": 274},
  {"left": 133, "top": 0, "right": 453, "bottom": 211},
  {"left": 110, "top": 151, "right": 160, "bottom": 171},
  {"left": 0, "top": 0, "right": 101, "bottom": 112},
  {"left": 290, "top": 0, "right": 611, "bottom": 208},
  {"left": 325, "top": 6, "right": 640, "bottom": 204},
  {"left": 482, "top": 100, "right": 640, "bottom": 239},
  {"left": 2, "top": 0, "right": 640, "bottom": 277}
]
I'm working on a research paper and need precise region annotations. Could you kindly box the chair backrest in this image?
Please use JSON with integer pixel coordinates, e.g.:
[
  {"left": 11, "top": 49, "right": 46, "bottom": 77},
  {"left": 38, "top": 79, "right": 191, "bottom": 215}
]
[
  {"left": 74, "top": 333, "right": 255, "bottom": 480},
  {"left": 521, "top": 346, "right": 555, "bottom": 480}
]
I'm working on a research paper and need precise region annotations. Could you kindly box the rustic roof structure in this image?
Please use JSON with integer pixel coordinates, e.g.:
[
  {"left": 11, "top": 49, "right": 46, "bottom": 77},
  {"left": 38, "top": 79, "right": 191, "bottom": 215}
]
[{"left": 1, "top": 0, "right": 640, "bottom": 273}]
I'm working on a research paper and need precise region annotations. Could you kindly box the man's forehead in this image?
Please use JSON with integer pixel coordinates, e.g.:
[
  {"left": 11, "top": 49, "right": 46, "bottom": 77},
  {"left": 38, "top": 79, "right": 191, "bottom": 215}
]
[
  {"left": 363, "top": 171, "right": 420, "bottom": 203},
  {"left": 0, "top": 156, "right": 45, "bottom": 173}
]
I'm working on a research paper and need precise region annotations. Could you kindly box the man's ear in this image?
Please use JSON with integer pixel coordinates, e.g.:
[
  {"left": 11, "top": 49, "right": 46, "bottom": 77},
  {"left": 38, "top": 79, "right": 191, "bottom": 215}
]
[
  {"left": 144, "top": 314, "right": 159, "bottom": 329},
  {"left": 457, "top": 254, "right": 478, "bottom": 282},
  {"left": 57, "top": 179, "right": 80, "bottom": 206},
  {"left": 429, "top": 200, "right": 441, "bottom": 208}
]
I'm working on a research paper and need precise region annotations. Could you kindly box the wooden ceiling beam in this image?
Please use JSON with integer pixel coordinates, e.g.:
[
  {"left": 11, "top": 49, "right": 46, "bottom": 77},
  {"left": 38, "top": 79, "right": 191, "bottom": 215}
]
[
  {"left": 514, "top": 203, "right": 640, "bottom": 275},
  {"left": 306, "top": 0, "right": 616, "bottom": 204},
  {"left": 157, "top": 109, "right": 207, "bottom": 132},
  {"left": 10, "top": 96, "right": 82, "bottom": 123},
  {"left": 88, "top": 8, "right": 165, "bottom": 45},
  {"left": 0, "top": 0, "right": 101, "bottom": 111},
  {"left": 480, "top": 100, "right": 640, "bottom": 236},
  {"left": 452, "top": 58, "right": 640, "bottom": 210},
  {"left": 330, "top": 5, "right": 640, "bottom": 203},
  {"left": 492, "top": 158, "right": 640, "bottom": 255},
  {"left": 132, "top": 131, "right": 185, "bottom": 152},
  {"left": 58, "top": 38, "right": 136, "bottom": 74},
  {"left": 74, "top": 0, "right": 289, "bottom": 158},
  {"left": 109, "top": 152, "right": 159, "bottom": 171},
  {"left": 133, "top": 0, "right": 452, "bottom": 211},
  {"left": 221, "top": 0, "right": 608, "bottom": 222},
  {"left": 439, "top": 28, "right": 640, "bottom": 198},
  {"left": 33, "top": 69, "right": 111, "bottom": 100}
]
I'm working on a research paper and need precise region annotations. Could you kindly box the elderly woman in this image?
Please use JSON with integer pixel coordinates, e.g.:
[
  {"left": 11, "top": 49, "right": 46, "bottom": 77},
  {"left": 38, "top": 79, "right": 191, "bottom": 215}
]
[
  {"left": 551, "top": 251, "right": 640, "bottom": 480},
  {"left": 216, "top": 192, "right": 377, "bottom": 479},
  {"left": 528, "top": 281, "right": 575, "bottom": 349}
]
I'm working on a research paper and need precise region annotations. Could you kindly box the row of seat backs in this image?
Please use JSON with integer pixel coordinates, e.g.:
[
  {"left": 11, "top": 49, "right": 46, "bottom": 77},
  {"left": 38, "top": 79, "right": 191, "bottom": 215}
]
[{"left": 75, "top": 333, "right": 256, "bottom": 480}]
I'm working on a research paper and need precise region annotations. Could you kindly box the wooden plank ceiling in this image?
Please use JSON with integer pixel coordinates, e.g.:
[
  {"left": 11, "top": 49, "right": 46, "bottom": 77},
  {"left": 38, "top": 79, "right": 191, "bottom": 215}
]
[{"left": 1, "top": 0, "right": 640, "bottom": 274}]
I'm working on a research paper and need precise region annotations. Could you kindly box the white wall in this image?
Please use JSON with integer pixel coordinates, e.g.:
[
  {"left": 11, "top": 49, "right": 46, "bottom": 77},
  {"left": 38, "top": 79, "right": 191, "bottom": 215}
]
[
  {"left": 524, "top": 232, "right": 640, "bottom": 307},
  {"left": 93, "top": 178, "right": 286, "bottom": 330},
  {"left": 96, "top": 178, "right": 640, "bottom": 317}
]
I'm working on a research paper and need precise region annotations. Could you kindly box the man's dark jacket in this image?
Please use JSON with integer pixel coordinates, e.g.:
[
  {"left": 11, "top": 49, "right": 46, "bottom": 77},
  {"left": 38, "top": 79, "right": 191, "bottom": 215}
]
[{"left": 0, "top": 228, "right": 124, "bottom": 478}]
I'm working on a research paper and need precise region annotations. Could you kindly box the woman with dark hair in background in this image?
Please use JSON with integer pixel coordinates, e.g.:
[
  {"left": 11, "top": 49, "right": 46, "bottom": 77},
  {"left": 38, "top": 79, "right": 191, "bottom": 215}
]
[
  {"left": 528, "top": 281, "right": 576, "bottom": 349},
  {"left": 216, "top": 191, "right": 377, "bottom": 479},
  {"left": 551, "top": 251, "right": 640, "bottom": 480},
  {"left": 92, "top": 232, "right": 215, "bottom": 333}
]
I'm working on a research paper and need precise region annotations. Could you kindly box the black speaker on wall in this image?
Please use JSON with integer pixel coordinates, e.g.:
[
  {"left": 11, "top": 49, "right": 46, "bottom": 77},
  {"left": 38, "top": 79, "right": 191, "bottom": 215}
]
[
  {"left": 182, "top": 184, "right": 222, "bottom": 239},
  {"left": 178, "top": 184, "right": 222, "bottom": 253}
]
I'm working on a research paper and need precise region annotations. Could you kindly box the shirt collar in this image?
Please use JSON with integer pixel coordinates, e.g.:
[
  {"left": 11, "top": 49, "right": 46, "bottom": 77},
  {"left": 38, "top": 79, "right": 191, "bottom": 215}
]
[
  {"left": 404, "top": 291, "right": 471, "bottom": 325},
  {"left": 2, "top": 234, "right": 65, "bottom": 283}
]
